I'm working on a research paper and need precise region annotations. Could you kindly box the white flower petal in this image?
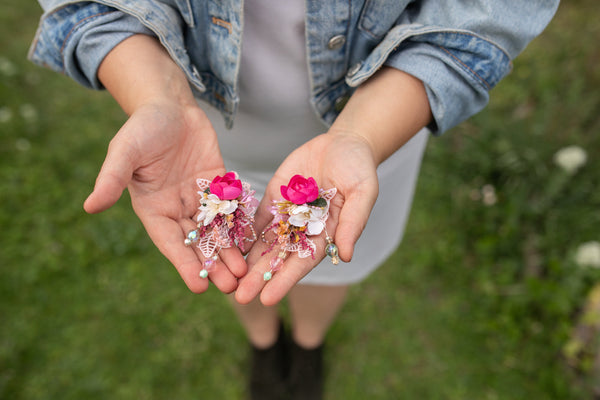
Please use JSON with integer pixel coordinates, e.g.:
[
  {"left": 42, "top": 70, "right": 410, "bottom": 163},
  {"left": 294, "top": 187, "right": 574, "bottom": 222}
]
[
  {"left": 218, "top": 200, "right": 238, "bottom": 215},
  {"left": 310, "top": 207, "right": 326, "bottom": 218},
  {"left": 203, "top": 212, "right": 216, "bottom": 226},
  {"left": 289, "top": 214, "right": 308, "bottom": 227},
  {"left": 291, "top": 205, "right": 310, "bottom": 214},
  {"left": 306, "top": 220, "right": 325, "bottom": 235}
]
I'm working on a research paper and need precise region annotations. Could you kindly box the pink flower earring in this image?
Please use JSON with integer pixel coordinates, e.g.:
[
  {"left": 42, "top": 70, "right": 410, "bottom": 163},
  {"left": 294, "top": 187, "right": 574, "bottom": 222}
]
[
  {"left": 184, "top": 171, "right": 259, "bottom": 278},
  {"left": 260, "top": 174, "right": 339, "bottom": 281}
]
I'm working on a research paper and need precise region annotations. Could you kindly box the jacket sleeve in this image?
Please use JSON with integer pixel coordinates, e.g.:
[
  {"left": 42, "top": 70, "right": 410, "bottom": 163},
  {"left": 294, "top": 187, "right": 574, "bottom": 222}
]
[
  {"left": 29, "top": 2, "right": 155, "bottom": 89},
  {"left": 352, "top": 1, "right": 560, "bottom": 134}
]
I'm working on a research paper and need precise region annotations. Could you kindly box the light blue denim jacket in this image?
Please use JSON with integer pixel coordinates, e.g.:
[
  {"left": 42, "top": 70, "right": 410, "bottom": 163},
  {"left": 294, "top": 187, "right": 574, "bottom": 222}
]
[{"left": 29, "top": 0, "right": 559, "bottom": 133}]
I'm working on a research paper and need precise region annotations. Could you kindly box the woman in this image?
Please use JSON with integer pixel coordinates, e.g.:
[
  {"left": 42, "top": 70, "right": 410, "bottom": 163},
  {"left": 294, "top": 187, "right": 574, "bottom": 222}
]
[{"left": 29, "top": 1, "right": 559, "bottom": 398}]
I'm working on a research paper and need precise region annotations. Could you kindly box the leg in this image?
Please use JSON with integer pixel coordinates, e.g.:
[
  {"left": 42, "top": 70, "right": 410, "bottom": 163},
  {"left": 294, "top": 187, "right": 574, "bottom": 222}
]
[
  {"left": 287, "top": 284, "right": 348, "bottom": 400},
  {"left": 229, "top": 295, "right": 288, "bottom": 399},
  {"left": 229, "top": 294, "right": 280, "bottom": 349},
  {"left": 288, "top": 284, "right": 348, "bottom": 348}
]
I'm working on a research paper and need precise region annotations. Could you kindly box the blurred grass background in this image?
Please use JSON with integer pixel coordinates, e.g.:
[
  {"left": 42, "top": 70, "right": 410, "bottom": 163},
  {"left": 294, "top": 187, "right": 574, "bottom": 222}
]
[{"left": 1, "top": 1, "right": 599, "bottom": 399}]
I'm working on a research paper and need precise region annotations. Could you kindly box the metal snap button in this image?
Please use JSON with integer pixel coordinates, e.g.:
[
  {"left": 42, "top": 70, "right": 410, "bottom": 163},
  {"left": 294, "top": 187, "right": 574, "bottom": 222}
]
[
  {"left": 347, "top": 62, "right": 362, "bottom": 77},
  {"left": 327, "top": 35, "right": 346, "bottom": 50}
]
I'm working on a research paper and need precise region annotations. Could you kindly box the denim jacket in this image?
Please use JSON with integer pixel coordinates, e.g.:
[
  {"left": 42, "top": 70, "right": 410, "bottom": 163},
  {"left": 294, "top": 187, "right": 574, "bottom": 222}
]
[{"left": 29, "top": 0, "right": 559, "bottom": 133}]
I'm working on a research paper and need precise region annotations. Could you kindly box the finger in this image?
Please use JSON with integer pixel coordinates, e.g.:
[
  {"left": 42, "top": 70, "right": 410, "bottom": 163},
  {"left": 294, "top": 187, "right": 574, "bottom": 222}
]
[
  {"left": 142, "top": 214, "right": 245, "bottom": 294},
  {"left": 218, "top": 246, "right": 248, "bottom": 278},
  {"left": 84, "top": 137, "right": 136, "bottom": 214},
  {"left": 155, "top": 218, "right": 210, "bottom": 293},
  {"left": 237, "top": 226, "right": 258, "bottom": 256},
  {"left": 260, "top": 256, "right": 315, "bottom": 305},
  {"left": 180, "top": 217, "right": 248, "bottom": 280},
  {"left": 262, "top": 230, "right": 332, "bottom": 305},
  {"left": 179, "top": 219, "right": 242, "bottom": 293},
  {"left": 234, "top": 236, "right": 273, "bottom": 304},
  {"left": 204, "top": 257, "right": 239, "bottom": 294},
  {"left": 236, "top": 253, "right": 319, "bottom": 306},
  {"left": 235, "top": 234, "right": 323, "bottom": 305},
  {"left": 333, "top": 188, "right": 377, "bottom": 262}
]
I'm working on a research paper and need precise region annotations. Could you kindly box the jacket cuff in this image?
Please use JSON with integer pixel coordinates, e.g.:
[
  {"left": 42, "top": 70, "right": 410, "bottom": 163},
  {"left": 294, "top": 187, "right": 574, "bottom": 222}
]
[
  {"left": 385, "top": 34, "right": 512, "bottom": 134},
  {"left": 29, "top": 3, "right": 154, "bottom": 89}
]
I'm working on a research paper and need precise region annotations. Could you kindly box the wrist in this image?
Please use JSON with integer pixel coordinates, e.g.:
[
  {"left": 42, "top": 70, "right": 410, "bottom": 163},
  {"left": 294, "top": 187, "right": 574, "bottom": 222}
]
[
  {"left": 98, "top": 34, "right": 197, "bottom": 114},
  {"left": 325, "top": 127, "right": 379, "bottom": 165},
  {"left": 329, "top": 67, "right": 432, "bottom": 165}
]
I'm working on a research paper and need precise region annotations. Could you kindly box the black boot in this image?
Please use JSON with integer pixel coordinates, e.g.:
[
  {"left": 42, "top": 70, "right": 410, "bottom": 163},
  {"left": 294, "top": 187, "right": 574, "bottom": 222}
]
[
  {"left": 249, "top": 323, "right": 289, "bottom": 400},
  {"left": 289, "top": 341, "right": 324, "bottom": 400}
]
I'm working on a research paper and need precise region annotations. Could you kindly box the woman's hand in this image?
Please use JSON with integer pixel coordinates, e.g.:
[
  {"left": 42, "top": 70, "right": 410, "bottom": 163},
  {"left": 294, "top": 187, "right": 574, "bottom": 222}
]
[
  {"left": 235, "top": 66, "right": 432, "bottom": 305},
  {"left": 235, "top": 131, "right": 379, "bottom": 305},
  {"left": 83, "top": 34, "right": 247, "bottom": 294},
  {"left": 84, "top": 101, "right": 248, "bottom": 294}
]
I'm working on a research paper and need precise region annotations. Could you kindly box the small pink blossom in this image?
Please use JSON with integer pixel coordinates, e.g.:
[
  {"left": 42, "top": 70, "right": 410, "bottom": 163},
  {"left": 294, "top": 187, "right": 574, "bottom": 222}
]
[
  {"left": 210, "top": 172, "right": 243, "bottom": 200},
  {"left": 280, "top": 175, "right": 319, "bottom": 205},
  {"left": 239, "top": 189, "right": 260, "bottom": 215}
]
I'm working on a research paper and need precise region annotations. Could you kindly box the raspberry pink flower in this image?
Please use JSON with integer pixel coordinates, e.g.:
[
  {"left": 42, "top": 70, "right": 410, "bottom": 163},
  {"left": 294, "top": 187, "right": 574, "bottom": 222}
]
[
  {"left": 280, "top": 175, "right": 319, "bottom": 205},
  {"left": 210, "top": 172, "right": 243, "bottom": 200}
]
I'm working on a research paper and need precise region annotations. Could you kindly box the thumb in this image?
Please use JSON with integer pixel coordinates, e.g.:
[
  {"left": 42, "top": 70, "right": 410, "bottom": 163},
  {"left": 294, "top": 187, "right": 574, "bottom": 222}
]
[
  {"left": 333, "top": 188, "right": 377, "bottom": 262},
  {"left": 83, "top": 138, "right": 136, "bottom": 214}
]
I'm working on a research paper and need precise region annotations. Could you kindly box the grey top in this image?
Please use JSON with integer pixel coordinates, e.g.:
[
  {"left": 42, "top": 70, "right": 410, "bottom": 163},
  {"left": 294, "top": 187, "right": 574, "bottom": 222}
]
[{"left": 203, "top": 0, "right": 429, "bottom": 285}]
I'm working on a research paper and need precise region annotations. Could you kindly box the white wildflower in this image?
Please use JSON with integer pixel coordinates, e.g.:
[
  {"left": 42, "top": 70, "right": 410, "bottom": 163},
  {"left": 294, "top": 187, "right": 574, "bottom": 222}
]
[
  {"left": 19, "top": 104, "right": 38, "bottom": 122},
  {"left": 0, "top": 57, "right": 17, "bottom": 77},
  {"left": 196, "top": 194, "right": 238, "bottom": 226},
  {"left": 15, "top": 138, "right": 31, "bottom": 152},
  {"left": 0, "top": 107, "right": 12, "bottom": 123},
  {"left": 553, "top": 145, "right": 587, "bottom": 174},
  {"left": 575, "top": 241, "right": 600, "bottom": 268},
  {"left": 288, "top": 205, "right": 327, "bottom": 235},
  {"left": 482, "top": 184, "right": 497, "bottom": 206}
]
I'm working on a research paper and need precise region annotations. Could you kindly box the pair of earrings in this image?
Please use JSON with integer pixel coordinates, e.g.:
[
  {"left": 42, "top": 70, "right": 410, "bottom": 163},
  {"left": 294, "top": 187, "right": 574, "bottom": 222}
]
[{"left": 185, "top": 172, "right": 339, "bottom": 280}]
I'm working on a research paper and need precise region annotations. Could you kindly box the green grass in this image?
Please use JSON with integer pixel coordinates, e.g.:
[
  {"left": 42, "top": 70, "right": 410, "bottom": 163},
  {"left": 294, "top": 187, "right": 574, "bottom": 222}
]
[{"left": 1, "top": 1, "right": 599, "bottom": 399}]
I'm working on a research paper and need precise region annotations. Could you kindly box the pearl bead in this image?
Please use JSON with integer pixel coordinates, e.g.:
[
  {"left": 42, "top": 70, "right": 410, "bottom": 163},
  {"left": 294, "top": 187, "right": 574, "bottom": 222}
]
[
  {"left": 326, "top": 243, "right": 338, "bottom": 257},
  {"left": 325, "top": 240, "right": 340, "bottom": 265}
]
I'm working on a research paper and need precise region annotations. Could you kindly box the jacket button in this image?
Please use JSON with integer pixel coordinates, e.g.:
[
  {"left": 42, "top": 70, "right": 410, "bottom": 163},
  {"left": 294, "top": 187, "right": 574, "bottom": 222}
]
[
  {"left": 327, "top": 35, "right": 346, "bottom": 50},
  {"left": 347, "top": 62, "right": 362, "bottom": 77}
]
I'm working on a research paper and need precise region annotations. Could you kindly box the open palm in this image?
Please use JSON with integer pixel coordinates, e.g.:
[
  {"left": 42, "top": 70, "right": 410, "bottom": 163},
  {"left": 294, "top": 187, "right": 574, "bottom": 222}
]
[
  {"left": 235, "top": 132, "right": 380, "bottom": 305},
  {"left": 84, "top": 101, "right": 247, "bottom": 294}
]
